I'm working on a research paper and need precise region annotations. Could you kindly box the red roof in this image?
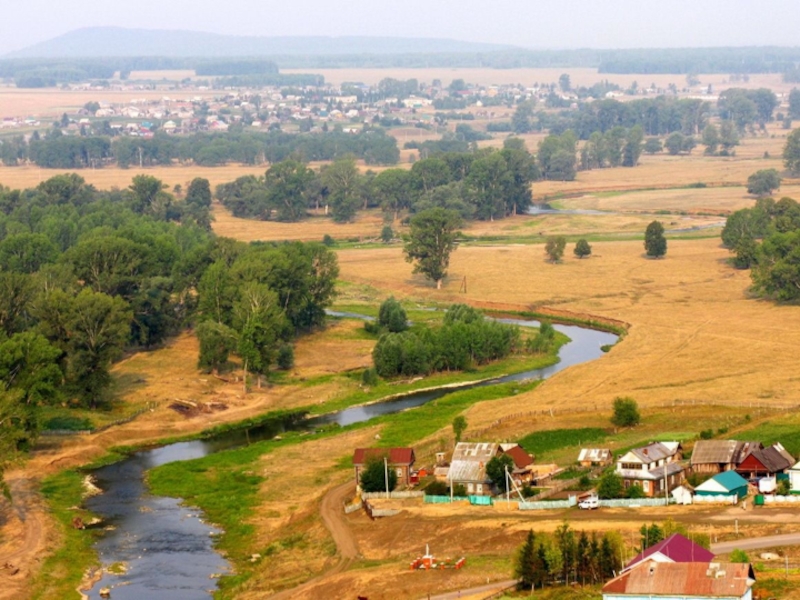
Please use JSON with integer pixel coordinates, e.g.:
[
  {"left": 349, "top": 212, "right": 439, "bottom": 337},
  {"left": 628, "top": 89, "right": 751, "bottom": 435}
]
[
  {"left": 352, "top": 447, "right": 415, "bottom": 466},
  {"left": 604, "top": 562, "right": 754, "bottom": 596},
  {"left": 625, "top": 533, "right": 715, "bottom": 571},
  {"left": 502, "top": 445, "right": 534, "bottom": 469}
]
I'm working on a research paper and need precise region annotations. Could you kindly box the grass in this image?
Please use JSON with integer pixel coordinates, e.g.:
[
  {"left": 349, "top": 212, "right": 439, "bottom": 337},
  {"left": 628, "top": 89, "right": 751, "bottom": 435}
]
[
  {"left": 518, "top": 428, "right": 608, "bottom": 460},
  {"left": 732, "top": 416, "right": 800, "bottom": 456},
  {"left": 30, "top": 471, "right": 101, "bottom": 600}
]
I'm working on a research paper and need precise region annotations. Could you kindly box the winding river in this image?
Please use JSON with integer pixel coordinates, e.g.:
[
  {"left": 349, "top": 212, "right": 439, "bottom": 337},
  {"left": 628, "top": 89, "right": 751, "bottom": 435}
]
[{"left": 83, "top": 314, "right": 618, "bottom": 599}]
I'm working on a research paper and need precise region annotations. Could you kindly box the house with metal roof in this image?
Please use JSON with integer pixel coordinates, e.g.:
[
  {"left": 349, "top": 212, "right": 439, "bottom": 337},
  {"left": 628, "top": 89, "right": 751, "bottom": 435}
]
[
  {"left": 578, "top": 448, "right": 612, "bottom": 467},
  {"left": 447, "top": 442, "right": 499, "bottom": 496},
  {"left": 352, "top": 447, "right": 416, "bottom": 488},
  {"left": 694, "top": 471, "right": 749, "bottom": 500},
  {"left": 603, "top": 561, "right": 756, "bottom": 600},
  {"left": 623, "top": 533, "right": 715, "bottom": 573},
  {"left": 615, "top": 442, "right": 686, "bottom": 498},
  {"left": 736, "top": 443, "right": 794, "bottom": 480},
  {"left": 690, "top": 440, "right": 760, "bottom": 475}
]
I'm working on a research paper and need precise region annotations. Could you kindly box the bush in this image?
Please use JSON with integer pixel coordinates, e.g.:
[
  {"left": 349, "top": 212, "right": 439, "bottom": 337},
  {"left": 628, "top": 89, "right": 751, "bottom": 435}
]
[
  {"left": 277, "top": 344, "right": 294, "bottom": 370},
  {"left": 700, "top": 428, "right": 714, "bottom": 440},
  {"left": 322, "top": 234, "right": 335, "bottom": 247},
  {"left": 729, "top": 549, "right": 750, "bottom": 563},
  {"left": 611, "top": 397, "right": 641, "bottom": 427},
  {"left": 378, "top": 296, "right": 408, "bottom": 332},
  {"left": 597, "top": 471, "right": 623, "bottom": 499},
  {"left": 380, "top": 225, "right": 394, "bottom": 243},
  {"left": 361, "top": 367, "right": 379, "bottom": 386},
  {"left": 521, "top": 485, "right": 540, "bottom": 498},
  {"left": 43, "top": 415, "right": 93, "bottom": 431},
  {"left": 626, "top": 484, "right": 646, "bottom": 499},
  {"left": 424, "top": 480, "right": 448, "bottom": 495}
]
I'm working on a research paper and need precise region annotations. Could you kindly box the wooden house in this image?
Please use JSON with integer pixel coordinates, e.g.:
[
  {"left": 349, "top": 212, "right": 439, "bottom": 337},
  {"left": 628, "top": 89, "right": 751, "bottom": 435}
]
[
  {"left": 352, "top": 447, "right": 416, "bottom": 488},
  {"left": 694, "top": 471, "right": 749, "bottom": 500},
  {"left": 499, "top": 443, "right": 535, "bottom": 484},
  {"left": 690, "top": 440, "right": 759, "bottom": 474},
  {"left": 578, "top": 448, "right": 612, "bottom": 467},
  {"left": 603, "top": 562, "right": 755, "bottom": 600},
  {"left": 447, "top": 442, "right": 498, "bottom": 496},
  {"left": 735, "top": 443, "right": 794, "bottom": 480},
  {"left": 615, "top": 442, "right": 686, "bottom": 497}
]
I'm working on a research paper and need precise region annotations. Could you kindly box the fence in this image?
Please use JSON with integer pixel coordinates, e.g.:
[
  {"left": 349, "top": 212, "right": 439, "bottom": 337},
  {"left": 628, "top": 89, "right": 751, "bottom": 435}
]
[
  {"left": 344, "top": 501, "right": 363, "bottom": 514},
  {"left": 598, "top": 497, "right": 672, "bottom": 508},
  {"left": 424, "top": 495, "right": 470, "bottom": 504},
  {"left": 763, "top": 495, "right": 800, "bottom": 504},
  {"left": 520, "top": 497, "right": 577, "bottom": 510},
  {"left": 361, "top": 491, "right": 424, "bottom": 500},
  {"left": 693, "top": 494, "right": 738, "bottom": 505}
]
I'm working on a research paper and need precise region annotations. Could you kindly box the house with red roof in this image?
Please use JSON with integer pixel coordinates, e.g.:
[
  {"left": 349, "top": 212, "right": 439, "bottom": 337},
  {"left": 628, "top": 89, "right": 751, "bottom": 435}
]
[
  {"left": 603, "top": 561, "right": 755, "bottom": 600},
  {"left": 736, "top": 442, "right": 794, "bottom": 480},
  {"left": 352, "top": 447, "right": 416, "bottom": 488},
  {"left": 623, "top": 533, "right": 715, "bottom": 573}
]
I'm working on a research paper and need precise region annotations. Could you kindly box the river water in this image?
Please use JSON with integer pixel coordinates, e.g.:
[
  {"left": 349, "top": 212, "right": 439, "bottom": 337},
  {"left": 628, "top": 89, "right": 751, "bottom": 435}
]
[{"left": 84, "top": 315, "right": 617, "bottom": 598}]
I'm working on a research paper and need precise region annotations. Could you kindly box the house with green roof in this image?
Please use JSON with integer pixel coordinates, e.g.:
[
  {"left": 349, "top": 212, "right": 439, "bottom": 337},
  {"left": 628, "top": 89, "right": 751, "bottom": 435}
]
[{"left": 694, "top": 470, "right": 749, "bottom": 499}]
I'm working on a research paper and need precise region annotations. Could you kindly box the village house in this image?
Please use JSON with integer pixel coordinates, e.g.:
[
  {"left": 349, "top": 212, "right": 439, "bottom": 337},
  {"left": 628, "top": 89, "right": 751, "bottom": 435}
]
[
  {"left": 694, "top": 470, "right": 749, "bottom": 500},
  {"left": 623, "top": 533, "right": 715, "bottom": 573},
  {"left": 352, "top": 447, "right": 416, "bottom": 488},
  {"left": 690, "top": 440, "right": 761, "bottom": 474},
  {"left": 735, "top": 443, "right": 794, "bottom": 480},
  {"left": 603, "top": 562, "right": 756, "bottom": 600},
  {"left": 499, "top": 443, "right": 535, "bottom": 485},
  {"left": 615, "top": 442, "right": 686, "bottom": 497},
  {"left": 447, "top": 442, "right": 497, "bottom": 496},
  {"left": 578, "top": 448, "right": 612, "bottom": 468}
]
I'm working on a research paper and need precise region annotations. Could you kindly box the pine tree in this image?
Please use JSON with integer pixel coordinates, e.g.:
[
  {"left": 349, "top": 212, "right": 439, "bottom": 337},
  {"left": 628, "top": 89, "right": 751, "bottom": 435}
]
[{"left": 515, "top": 530, "right": 536, "bottom": 589}]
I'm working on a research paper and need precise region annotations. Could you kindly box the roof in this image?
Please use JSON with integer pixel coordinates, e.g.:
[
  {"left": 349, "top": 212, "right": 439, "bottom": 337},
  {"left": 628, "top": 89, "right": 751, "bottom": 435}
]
[
  {"left": 603, "top": 561, "right": 755, "bottom": 596},
  {"left": 698, "top": 470, "right": 749, "bottom": 493},
  {"left": 623, "top": 442, "right": 680, "bottom": 464},
  {"left": 625, "top": 534, "right": 715, "bottom": 571},
  {"left": 578, "top": 448, "right": 612, "bottom": 462},
  {"left": 448, "top": 442, "right": 499, "bottom": 483},
  {"left": 741, "top": 443, "right": 794, "bottom": 473},
  {"left": 620, "top": 461, "right": 685, "bottom": 481},
  {"left": 690, "top": 440, "right": 743, "bottom": 465},
  {"left": 352, "top": 447, "right": 415, "bottom": 466},
  {"left": 499, "top": 444, "right": 534, "bottom": 469}
]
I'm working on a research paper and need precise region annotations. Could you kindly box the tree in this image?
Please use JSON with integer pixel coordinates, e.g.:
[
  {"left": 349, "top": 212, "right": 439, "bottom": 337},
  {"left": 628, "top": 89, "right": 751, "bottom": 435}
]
[
  {"left": 360, "top": 456, "right": 397, "bottom": 493},
  {"left": 730, "top": 549, "right": 750, "bottom": 563},
  {"left": 644, "top": 220, "right": 667, "bottom": 258},
  {"left": 574, "top": 239, "right": 592, "bottom": 259},
  {"left": 643, "top": 138, "right": 662, "bottom": 155},
  {"left": 664, "top": 132, "right": 685, "bottom": 155},
  {"left": 701, "top": 124, "right": 720, "bottom": 155},
  {"left": 784, "top": 128, "right": 800, "bottom": 175},
  {"left": 380, "top": 225, "right": 393, "bottom": 243},
  {"left": 373, "top": 168, "right": 411, "bottom": 221},
  {"left": 452, "top": 415, "right": 467, "bottom": 442},
  {"left": 403, "top": 208, "right": 462, "bottom": 289},
  {"left": 378, "top": 296, "right": 407, "bottom": 332},
  {"left": 515, "top": 530, "right": 537, "bottom": 589},
  {"left": 639, "top": 523, "right": 664, "bottom": 550},
  {"left": 611, "top": 396, "right": 641, "bottom": 427},
  {"left": 512, "top": 101, "right": 536, "bottom": 134},
  {"left": 196, "top": 320, "right": 237, "bottom": 373},
  {"left": 597, "top": 470, "right": 623, "bottom": 499},
  {"left": 559, "top": 73, "right": 571, "bottom": 92},
  {"left": 486, "top": 454, "right": 515, "bottom": 493},
  {"left": 622, "top": 125, "right": 644, "bottom": 167},
  {"left": 265, "top": 159, "right": 314, "bottom": 222},
  {"left": 545, "top": 236, "right": 567, "bottom": 262},
  {"left": 789, "top": 89, "right": 800, "bottom": 120},
  {"left": 751, "top": 230, "right": 800, "bottom": 301},
  {"left": 322, "top": 157, "right": 361, "bottom": 223},
  {"left": 747, "top": 169, "right": 781, "bottom": 197}
]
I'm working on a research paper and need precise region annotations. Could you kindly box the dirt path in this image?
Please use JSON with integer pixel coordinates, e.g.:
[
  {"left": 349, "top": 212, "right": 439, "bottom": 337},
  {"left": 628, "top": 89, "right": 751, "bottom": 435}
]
[
  {"left": 0, "top": 476, "right": 53, "bottom": 600},
  {"left": 713, "top": 532, "right": 800, "bottom": 554},
  {"left": 269, "top": 481, "right": 359, "bottom": 599}
]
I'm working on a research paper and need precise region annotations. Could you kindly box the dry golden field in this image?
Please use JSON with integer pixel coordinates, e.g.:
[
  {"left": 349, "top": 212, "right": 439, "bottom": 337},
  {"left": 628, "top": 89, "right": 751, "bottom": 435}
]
[
  {"left": 0, "top": 86, "right": 200, "bottom": 119},
  {"left": 335, "top": 237, "right": 800, "bottom": 434}
]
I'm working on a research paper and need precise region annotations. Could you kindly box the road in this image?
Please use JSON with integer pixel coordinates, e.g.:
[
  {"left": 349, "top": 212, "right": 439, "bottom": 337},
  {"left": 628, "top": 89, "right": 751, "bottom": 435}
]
[
  {"left": 712, "top": 532, "right": 800, "bottom": 554},
  {"left": 425, "top": 579, "right": 517, "bottom": 600},
  {"left": 269, "top": 481, "right": 359, "bottom": 599}
]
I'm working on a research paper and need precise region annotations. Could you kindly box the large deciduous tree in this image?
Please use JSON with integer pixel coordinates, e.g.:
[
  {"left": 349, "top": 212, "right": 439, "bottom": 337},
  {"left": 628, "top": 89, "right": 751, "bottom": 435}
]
[
  {"left": 403, "top": 208, "right": 462, "bottom": 289},
  {"left": 747, "top": 169, "right": 781, "bottom": 197},
  {"left": 644, "top": 220, "right": 667, "bottom": 258},
  {"left": 784, "top": 128, "right": 800, "bottom": 175}
]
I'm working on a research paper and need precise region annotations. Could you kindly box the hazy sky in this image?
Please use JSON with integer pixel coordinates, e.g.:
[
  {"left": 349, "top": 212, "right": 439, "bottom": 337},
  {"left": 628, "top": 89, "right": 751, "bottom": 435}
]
[{"left": 2, "top": 0, "right": 799, "bottom": 55}]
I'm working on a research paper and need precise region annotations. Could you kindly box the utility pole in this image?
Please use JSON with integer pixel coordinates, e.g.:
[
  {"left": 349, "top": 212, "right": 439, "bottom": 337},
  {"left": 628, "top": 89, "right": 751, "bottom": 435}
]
[{"left": 384, "top": 457, "right": 389, "bottom": 499}]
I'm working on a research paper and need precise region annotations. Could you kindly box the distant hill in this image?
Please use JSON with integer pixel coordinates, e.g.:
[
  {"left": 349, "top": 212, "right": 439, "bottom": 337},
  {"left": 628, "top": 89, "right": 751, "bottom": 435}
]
[{"left": 7, "top": 27, "right": 519, "bottom": 58}]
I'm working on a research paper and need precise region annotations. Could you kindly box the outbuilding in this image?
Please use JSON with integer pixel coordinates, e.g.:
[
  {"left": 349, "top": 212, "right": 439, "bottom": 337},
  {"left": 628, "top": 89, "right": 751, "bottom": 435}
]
[{"left": 694, "top": 470, "right": 749, "bottom": 500}]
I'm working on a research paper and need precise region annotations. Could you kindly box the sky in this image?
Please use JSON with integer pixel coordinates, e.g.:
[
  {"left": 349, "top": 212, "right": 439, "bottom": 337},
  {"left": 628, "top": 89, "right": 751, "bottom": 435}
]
[{"left": 1, "top": 0, "right": 799, "bottom": 55}]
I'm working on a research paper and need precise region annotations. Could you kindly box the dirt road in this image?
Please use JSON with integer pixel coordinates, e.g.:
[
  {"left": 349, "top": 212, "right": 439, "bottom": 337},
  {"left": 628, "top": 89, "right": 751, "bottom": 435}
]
[
  {"left": 713, "top": 533, "right": 800, "bottom": 554},
  {"left": 0, "top": 476, "right": 53, "bottom": 600},
  {"left": 269, "top": 481, "right": 359, "bottom": 599}
]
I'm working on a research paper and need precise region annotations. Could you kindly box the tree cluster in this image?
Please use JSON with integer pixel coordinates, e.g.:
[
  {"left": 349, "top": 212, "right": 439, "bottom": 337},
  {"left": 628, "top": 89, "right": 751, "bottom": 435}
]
[
  {"left": 515, "top": 525, "right": 623, "bottom": 590},
  {"left": 722, "top": 196, "right": 800, "bottom": 300},
  {"left": 371, "top": 304, "right": 520, "bottom": 378}
]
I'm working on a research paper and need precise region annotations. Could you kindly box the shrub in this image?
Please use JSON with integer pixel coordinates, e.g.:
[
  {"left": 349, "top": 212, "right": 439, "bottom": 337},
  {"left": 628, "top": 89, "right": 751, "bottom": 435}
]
[
  {"left": 424, "top": 480, "right": 448, "bottom": 495},
  {"left": 378, "top": 296, "right": 408, "bottom": 332},
  {"left": 611, "top": 397, "right": 641, "bottom": 427},
  {"left": 277, "top": 344, "right": 294, "bottom": 370},
  {"left": 361, "top": 367, "right": 379, "bottom": 386},
  {"left": 730, "top": 549, "right": 750, "bottom": 563},
  {"left": 380, "top": 225, "right": 394, "bottom": 243},
  {"left": 700, "top": 428, "right": 714, "bottom": 440},
  {"left": 597, "top": 471, "right": 623, "bottom": 499},
  {"left": 322, "top": 234, "right": 335, "bottom": 247},
  {"left": 626, "top": 484, "right": 645, "bottom": 499}
]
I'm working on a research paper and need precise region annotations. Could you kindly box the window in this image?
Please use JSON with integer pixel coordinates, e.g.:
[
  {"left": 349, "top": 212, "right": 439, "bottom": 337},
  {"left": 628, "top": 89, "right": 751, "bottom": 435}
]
[{"left": 643, "top": 481, "right": 650, "bottom": 492}]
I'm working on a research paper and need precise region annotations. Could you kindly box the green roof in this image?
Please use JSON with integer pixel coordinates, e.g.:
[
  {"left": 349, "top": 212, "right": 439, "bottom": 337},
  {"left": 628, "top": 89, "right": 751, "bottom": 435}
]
[{"left": 712, "top": 470, "right": 748, "bottom": 491}]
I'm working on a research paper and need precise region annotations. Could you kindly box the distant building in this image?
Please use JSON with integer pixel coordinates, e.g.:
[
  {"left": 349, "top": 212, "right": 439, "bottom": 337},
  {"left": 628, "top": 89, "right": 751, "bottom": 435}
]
[
  {"left": 578, "top": 448, "right": 612, "bottom": 468},
  {"left": 694, "top": 471, "right": 749, "bottom": 500},
  {"left": 736, "top": 443, "right": 794, "bottom": 480},
  {"left": 603, "top": 562, "right": 755, "bottom": 600},
  {"left": 690, "top": 440, "right": 759, "bottom": 474},
  {"left": 623, "top": 533, "right": 715, "bottom": 573},
  {"left": 615, "top": 442, "right": 685, "bottom": 497},
  {"left": 352, "top": 448, "right": 416, "bottom": 488},
  {"left": 447, "top": 442, "right": 498, "bottom": 496}
]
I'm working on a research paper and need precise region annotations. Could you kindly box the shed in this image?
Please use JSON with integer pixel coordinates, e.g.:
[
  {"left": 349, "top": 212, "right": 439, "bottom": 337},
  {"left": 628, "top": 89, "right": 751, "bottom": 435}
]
[
  {"left": 671, "top": 484, "right": 693, "bottom": 505},
  {"left": 788, "top": 460, "right": 800, "bottom": 493},
  {"left": 578, "top": 448, "right": 612, "bottom": 467},
  {"left": 694, "top": 470, "right": 749, "bottom": 499}
]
